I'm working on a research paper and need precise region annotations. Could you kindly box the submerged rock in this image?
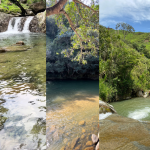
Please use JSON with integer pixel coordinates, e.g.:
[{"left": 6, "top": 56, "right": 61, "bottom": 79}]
[{"left": 0, "top": 44, "right": 30, "bottom": 52}]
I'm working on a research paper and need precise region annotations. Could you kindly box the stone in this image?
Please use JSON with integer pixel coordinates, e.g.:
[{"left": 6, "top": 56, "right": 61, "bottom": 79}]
[
  {"left": 91, "top": 134, "right": 98, "bottom": 144},
  {"left": 82, "top": 128, "right": 86, "bottom": 133},
  {"left": 20, "top": 0, "right": 27, "bottom": 4},
  {"left": 79, "top": 120, "right": 85, "bottom": 126},
  {"left": 95, "top": 142, "right": 99, "bottom": 150},
  {"left": 86, "top": 141, "right": 93, "bottom": 146},
  {"left": 71, "top": 137, "right": 79, "bottom": 149},
  {"left": 29, "top": 2, "right": 46, "bottom": 14},
  {"left": 84, "top": 147, "right": 94, "bottom": 150},
  {"left": 16, "top": 41, "right": 25, "bottom": 45},
  {"left": 81, "top": 134, "right": 85, "bottom": 139},
  {"left": 63, "top": 138, "right": 68, "bottom": 144},
  {"left": 60, "top": 146, "right": 65, "bottom": 150}
]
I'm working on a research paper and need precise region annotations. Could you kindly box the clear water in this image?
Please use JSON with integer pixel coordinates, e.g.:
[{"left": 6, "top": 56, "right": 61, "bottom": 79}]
[
  {"left": 46, "top": 80, "right": 99, "bottom": 150},
  {"left": 0, "top": 33, "right": 46, "bottom": 150},
  {"left": 111, "top": 97, "right": 150, "bottom": 121}
]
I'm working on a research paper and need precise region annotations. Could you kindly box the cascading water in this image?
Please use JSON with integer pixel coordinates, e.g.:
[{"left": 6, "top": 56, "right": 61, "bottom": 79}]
[
  {"left": 7, "top": 17, "right": 22, "bottom": 33},
  {"left": 4, "top": 16, "right": 34, "bottom": 34},
  {"left": 22, "top": 16, "right": 34, "bottom": 33}
]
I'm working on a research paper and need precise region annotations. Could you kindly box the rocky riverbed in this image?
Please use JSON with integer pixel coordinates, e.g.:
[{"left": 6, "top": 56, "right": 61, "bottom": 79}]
[{"left": 99, "top": 100, "right": 150, "bottom": 150}]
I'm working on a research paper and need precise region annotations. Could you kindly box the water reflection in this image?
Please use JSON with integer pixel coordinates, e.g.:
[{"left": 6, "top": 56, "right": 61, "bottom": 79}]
[{"left": 0, "top": 33, "right": 46, "bottom": 149}]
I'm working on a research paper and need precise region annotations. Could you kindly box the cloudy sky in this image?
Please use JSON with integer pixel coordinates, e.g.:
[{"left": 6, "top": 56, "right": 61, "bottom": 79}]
[{"left": 100, "top": 0, "right": 150, "bottom": 32}]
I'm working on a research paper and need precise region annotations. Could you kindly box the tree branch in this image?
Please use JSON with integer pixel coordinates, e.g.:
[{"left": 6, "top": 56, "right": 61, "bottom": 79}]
[{"left": 73, "top": 0, "right": 98, "bottom": 13}]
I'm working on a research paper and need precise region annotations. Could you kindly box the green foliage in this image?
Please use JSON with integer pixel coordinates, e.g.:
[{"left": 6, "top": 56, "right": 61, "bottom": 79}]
[{"left": 99, "top": 24, "right": 150, "bottom": 102}]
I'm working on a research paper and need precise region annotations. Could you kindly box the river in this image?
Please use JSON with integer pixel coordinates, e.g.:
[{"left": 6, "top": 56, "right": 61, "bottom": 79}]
[
  {"left": 46, "top": 80, "right": 99, "bottom": 150},
  {"left": 111, "top": 97, "right": 150, "bottom": 121},
  {"left": 0, "top": 33, "right": 46, "bottom": 150}
]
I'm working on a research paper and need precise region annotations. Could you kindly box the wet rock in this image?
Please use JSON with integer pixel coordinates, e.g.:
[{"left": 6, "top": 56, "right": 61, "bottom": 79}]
[
  {"left": 99, "top": 100, "right": 116, "bottom": 114},
  {"left": 79, "top": 120, "right": 85, "bottom": 126},
  {"left": 84, "top": 147, "right": 95, "bottom": 150},
  {"left": 81, "top": 134, "right": 85, "bottom": 139},
  {"left": 75, "top": 144, "right": 81, "bottom": 150},
  {"left": 16, "top": 41, "right": 25, "bottom": 45},
  {"left": 82, "top": 128, "right": 86, "bottom": 133},
  {"left": 71, "top": 137, "right": 79, "bottom": 149},
  {"left": 91, "top": 134, "right": 98, "bottom": 144},
  {"left": 136, "top": 90, "right": 144, "bottom": 97},
  {"left": 86, "top": 141, "right": 93, "bottom": 146},
  {"left": 99, "top": 114, "right": 150, "bottom": 150},
  {"left": 95, "top": 142, "right": 99, "bottom": 150}
]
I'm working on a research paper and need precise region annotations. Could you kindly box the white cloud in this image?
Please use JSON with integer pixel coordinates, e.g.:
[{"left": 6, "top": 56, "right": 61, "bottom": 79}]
[{"left": 100, "top": 0, "right": 150, "bottom": 22}]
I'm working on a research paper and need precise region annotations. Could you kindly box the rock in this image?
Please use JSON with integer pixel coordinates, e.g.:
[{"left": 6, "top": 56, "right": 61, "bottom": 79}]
[
  {"left": 99, "top": 100, "right": 117, "bottom": 114},
  {"left": 95, "top": 142, "right": 99, "bottom": 150},
  {"left": 79, "top": 120, "right": 85, "bottom": 126},
  {"left": 84, "top": 147, "right": 95, "bottom": 150},
  {"left": 0, "top": 48, "right": 6, "bottom": 53},
  {"left": 0, "top": 45, "right": 30, "bottom": 52},
  {"left": 20, "top": 0, "right": 27, "bottom": 4},
  {"left": 29, "top": 2, "right": 46, "bottom": 14},
  {"left": 71, "top": 137, "right": 79, "bottom": 149},
  {"left": 99, "top": 114, "right": 150, "bottom": 150},
  {"left": 91, "top": 134, "right": 98, "bottom": 144},
  {"left": 35, "top": 11, "right": 46, "bottom": 33},
  {"left": 136, "top": 90, "right": 144, "bottom": 97},
  {"left": 86, "top": 141, "right": 93, "bottom": 146},
  {"left": 81, "top": 134, "right": 85, "bottom": 139},
  {"left": 82, "top": 128, "right": 86, "bottom": 133},
  {"left": 74, "top": 144, "right": 81, "bottom": 150},
  {"left": 0, "top": 12, "right": 13, "bottom": 32},
  {"left": 16, "top": 41, "right": 25, "bottom": 45}
]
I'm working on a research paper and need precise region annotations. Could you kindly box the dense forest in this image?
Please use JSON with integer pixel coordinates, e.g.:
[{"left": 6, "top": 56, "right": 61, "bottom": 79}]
[
  {"left": 99, "top": 24, "right": 150, "bottom": 102},
  {"left": 46, "top": 0, "right": 99, "bottom": 80}
]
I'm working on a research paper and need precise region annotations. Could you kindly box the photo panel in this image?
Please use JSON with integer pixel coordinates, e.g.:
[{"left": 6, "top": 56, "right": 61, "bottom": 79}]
[
  {"left": 0, "top": 0, "right": 46, "bottom": 149},
  {"left": 99, "top": 0, "right": 150, "bottom": 149},
  {"left": 46, "top": 0, "right": 99, "bottom": 149}
]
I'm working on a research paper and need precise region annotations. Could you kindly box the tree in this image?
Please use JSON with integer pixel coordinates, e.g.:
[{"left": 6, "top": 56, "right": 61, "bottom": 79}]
[
  {"left": 9, "top": 0, "right": 27, "bottom": 16},
  {"left": 46, "top": 0, "right": 99, "bottom": 61},
  {"left": 116, "top": 22, "right": 135, "bottom": 40}
]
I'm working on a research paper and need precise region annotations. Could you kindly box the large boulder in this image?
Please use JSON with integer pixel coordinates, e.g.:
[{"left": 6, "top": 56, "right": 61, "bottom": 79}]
[
  {"left": 29, "top": 11, "right": 46, "bottom": 33},
  {"left": 29, "top": 1, "right": 46, "bottom": 14},
  {"left": 0, "top": 12, "right": 13, "bottom": 32}
]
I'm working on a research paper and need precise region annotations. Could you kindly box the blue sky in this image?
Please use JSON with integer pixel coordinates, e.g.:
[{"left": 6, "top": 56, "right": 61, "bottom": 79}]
[{"left": 100, "top": 0, "right": 150, "bottom": 32}]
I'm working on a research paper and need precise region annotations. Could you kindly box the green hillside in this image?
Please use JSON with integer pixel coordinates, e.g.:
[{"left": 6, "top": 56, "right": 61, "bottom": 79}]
[{"left": 99, "top": 25, "right": 150, "bottom": 102}]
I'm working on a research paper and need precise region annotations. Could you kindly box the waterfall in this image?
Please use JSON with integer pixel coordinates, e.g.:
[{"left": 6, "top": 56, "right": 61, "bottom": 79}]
[
  {"left": 5, "top": 16, "right": 34, "bottom": 34},
  {"left": 7, "top": 17, "right": 22, "bottom": 33},
  {"left": 22, "top": 16, "right": 34, "bottom": 33}
]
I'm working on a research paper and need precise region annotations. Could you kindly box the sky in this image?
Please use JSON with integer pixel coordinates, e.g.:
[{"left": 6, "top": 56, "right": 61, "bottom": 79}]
[{"left": 100, "top": 0, "right": 150, "bottom": 32}]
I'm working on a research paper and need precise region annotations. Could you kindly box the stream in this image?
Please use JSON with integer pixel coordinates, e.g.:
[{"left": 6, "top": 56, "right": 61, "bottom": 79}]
[
  {"left": 46, "top": 80, "right": 99, "bottom": 150},
  {"left": 0, "top": 33, "right": 46, "bottom": 150},
  {"left": 111, "top": 97, "right": 150, "bottom": 121}
]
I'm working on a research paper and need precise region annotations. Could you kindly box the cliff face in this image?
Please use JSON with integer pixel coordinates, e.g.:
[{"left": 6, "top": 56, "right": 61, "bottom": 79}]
[{"left": 0, "top": 12, "right": 13, "bottom": 32}]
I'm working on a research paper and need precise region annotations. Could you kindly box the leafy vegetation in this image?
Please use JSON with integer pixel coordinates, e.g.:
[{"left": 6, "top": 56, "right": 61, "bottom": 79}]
[
  {"left": 46, "top": 1, "right": 99, "bottom": 80},
  {"left": 99, "top": 25, "right": 150, "bottom": 102},
  {"left": 0, "top": 0, "right": 45, "bottom": 14}
]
